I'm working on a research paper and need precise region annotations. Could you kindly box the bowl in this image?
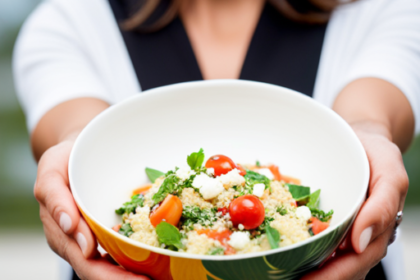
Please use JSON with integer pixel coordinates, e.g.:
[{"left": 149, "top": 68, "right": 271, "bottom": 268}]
[{"left": 69, "top": 80, "right": 369, "bottom": 280}]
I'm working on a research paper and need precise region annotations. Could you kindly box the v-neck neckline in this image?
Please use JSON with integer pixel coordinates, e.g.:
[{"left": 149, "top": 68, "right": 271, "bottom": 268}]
[{"left": 108, "top": 0, "right": 327, "bottom": 96}]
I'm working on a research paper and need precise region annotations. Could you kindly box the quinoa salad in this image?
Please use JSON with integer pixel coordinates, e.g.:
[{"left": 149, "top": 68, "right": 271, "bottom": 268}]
[{"left": 113, "top": 149, "right": 334, "bottom": 255}]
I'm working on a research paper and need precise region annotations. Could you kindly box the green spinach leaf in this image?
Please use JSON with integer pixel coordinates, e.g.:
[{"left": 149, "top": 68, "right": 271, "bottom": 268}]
[
  {"left": 287, "top": 184, "right": 310, "bottom": 201},
  {"left": 155, "top": 221, "right": 184, "bottom": 250},
  {"left": 145, "top": 167, "right": 165, "bottom": 183},
  {"left": 187, "top": 148, "right": 205, "bottom": 170},
  {"left": 265, "top": 220, "right": 280, "bottom": 249},
  {"left": 115, "top": 194, "right": 145, "bottom": 215},
  {"left": 244, "top": 170, "right": 271, "bottom": 190},
  {"left": 307, "top": 189, "right": 321, "bottom": 208}
]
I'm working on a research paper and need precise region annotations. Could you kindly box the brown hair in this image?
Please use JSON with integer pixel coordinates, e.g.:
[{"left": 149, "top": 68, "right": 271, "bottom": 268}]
[{"left": 121, "top": 0, "right": 356, "bottom": 32}]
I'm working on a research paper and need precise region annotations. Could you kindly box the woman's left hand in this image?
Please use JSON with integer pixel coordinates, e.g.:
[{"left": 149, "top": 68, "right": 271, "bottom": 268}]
[{"left": 301, "top": 122, "right": 409, "bottom": 280}]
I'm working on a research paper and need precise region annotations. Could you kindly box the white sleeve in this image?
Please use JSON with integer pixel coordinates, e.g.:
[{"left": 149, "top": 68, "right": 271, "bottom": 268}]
[
  {"left": 13, "top": 1, "right": 113, "bottom": 132},
  {"left": 341, "top": 0, "right": 420, "bottom": 134}
]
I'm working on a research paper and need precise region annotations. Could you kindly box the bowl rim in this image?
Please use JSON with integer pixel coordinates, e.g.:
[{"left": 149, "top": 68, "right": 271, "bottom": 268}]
[{"left": 69, "top": 79, "right": 370, "bottom": 261}]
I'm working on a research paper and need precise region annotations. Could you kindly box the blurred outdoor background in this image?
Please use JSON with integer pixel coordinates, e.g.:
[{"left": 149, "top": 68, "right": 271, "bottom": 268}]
[{"left": 0, "top": 1, "right": 419, "bottom": 279}]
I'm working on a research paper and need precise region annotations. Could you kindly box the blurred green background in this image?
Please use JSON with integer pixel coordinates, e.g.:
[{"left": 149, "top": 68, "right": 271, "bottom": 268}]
[{"left": 0, "top": 0, "right": 419, "bottom": 231}]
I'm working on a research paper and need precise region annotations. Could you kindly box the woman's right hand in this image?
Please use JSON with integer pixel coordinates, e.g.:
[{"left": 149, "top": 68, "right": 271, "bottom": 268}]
[{"left": 35, "top": 139, "right": 150, "bottom": 280}]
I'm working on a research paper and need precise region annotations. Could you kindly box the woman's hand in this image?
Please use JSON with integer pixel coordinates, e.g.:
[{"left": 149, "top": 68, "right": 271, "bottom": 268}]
[
  {"left": 301, "top": 121, "right": 409, "bottom": 280},
  {"left": 35, "top": 139, "right": 150, "bottom": 280}
]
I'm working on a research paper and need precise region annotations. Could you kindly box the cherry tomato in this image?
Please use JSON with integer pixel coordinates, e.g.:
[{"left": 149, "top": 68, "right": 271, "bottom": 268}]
[
  {"left": 150, "top": 194, "right": 183, "bottom": 227},
  {"left": 310, "top": 217, "right": 330, "bottom": 235},
  {"left": 229, "top": 195, "right": 265, "bottom": 230},
  {"left": 112, "top": 224, "right": 121, "bottom": 232},
  {"left": 236, "top": 164, "right": 247, "bottom": 176},
  {"left": 217, "top": 207, "right": 228, "bottom": 215},
  {"left": 196, "top": 229, "right": 235, "bottom": 255},
  {"left": 132, "top": 184, "right": 152, "bottom": 196},
  {"left": 205, "top": 155, "right": 246, "bottom": 177}
]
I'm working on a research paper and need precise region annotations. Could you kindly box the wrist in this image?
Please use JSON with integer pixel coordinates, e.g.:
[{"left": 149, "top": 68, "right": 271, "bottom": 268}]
[{"left": 348, "top": 120, "right": 393, "bottom": 142}]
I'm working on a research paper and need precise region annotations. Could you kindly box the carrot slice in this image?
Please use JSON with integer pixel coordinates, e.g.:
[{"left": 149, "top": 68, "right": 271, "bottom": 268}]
[
  {"left": 267, "top": 165, "right": 282, "bottom": 181},
  {"left": 281, "top": 175, "right": 301, "bottom": 185}
]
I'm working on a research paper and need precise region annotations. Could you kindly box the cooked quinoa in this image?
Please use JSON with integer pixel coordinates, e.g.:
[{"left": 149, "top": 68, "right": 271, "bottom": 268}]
[{"left": 114, "top": 150, "right": 333, "bottom": 255}]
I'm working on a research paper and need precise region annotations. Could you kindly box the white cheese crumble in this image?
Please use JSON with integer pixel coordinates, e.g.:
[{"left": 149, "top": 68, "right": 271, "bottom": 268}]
[
  {"left": 252, "top": 183, "right": 265, "bottom": 197},
  {"left": 228, "top": 231, "right": 250, "bottom": 250},
  {"left": 296, "top": 206, "right": 312, "bottom": 221},
  {"left": 256, "top": 168, "right": 274, "bottom": 180},
  {"left": 218, "top": 169, "right": 245, "bottom": 188},
  {"left": 176, "top": 166, "right": 196, "bottom": 181},
  {"left": 192, "top": 173, "right": 224, "bottom": 200},
  {"left": 238, "top": 224, "right": 245, "bottom": 230},
  {"left": 206, "top": 168, "right": 215, "bottom": 176}
]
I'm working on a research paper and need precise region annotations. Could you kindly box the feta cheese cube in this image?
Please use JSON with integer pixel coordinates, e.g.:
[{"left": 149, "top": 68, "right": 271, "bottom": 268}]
[
  {"left": 192, "top": 173, "right": 224, "bottom": 200},
  {"left": 256, "top": 168, "right": 274, "bottom": 180},
  {"left": 206, "top": 168, "right": 215, "bottom": 176},
  {"left": 252, "top": 183, "right": 265, "bottom": 197},
  {"left": 218, "top": 169, "right": 245, "bottom": 188},
  {"left": 296, "top": 206, "right": 312, "bottom": 221},
  {"left": 238, "top": 224, "right": 245, "bottom": 230},
  {"left": 176, "top": 166, "right": 196, "bottom": 181},
  {"left": 228, "top": 231, "right": 250, "bottom": 250}
]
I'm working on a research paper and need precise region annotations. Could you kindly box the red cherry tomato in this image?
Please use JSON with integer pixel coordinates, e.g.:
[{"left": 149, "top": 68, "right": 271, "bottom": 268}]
[
  {"left": 217, "top": 207, "right": 228, "bottom": 215},
  {"left": 149, "top": 194, "right": 183, "bottom": 227},
  {"left": 229, "top": 195, "right": 265, "bottom": 230},
  {"left": 205, "top": 155, "right": 246, "bottom": 177}
]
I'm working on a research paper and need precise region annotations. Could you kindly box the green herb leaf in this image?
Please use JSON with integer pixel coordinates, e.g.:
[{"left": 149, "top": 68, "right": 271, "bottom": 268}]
[
  {"left": 208, "top": 247, "right": 225, "bottom": 255},
  {"left": 181, "top": 206, "right": 217, "bottom": 229},
  {"left": 307, "top": 189, "right": 321, "bottom": 208},
  {"left": 244, "top": 170, "right": 271, "bottom": 191},
  {"left": 310, "top": 208, "right": 334, "bottom": 222},
  {"left": 152, "top": 174, "right": 180, "bottom": 204},
  {"left": 155, "top": 221, "right": 184, "bottom": 250},
  {"left": 187, "top": 148, "right": 205, "bottom": 170},
  {"left": 119, "top": 223, "right": 134, "bottom": 237},
  {"left": 256, "top": 160, "right": 261, "bottom": 167},
  {"left": 287, "top": 184, "right": 310, "bottom": 201},
  {"left": 115, "top": 194, "right": 145, "bottom": 215},
  {"left": 276, "top": 206, "right": 288, "bottom": 216},
  {"left": 145, "top": 167, "right": 165, "bottom": 183},
  {"left": 265, "top": 220, "right": 280, "bottom": 249}
]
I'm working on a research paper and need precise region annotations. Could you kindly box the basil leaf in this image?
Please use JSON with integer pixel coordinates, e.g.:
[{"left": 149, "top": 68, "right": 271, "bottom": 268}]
[
  {"left": 265, "top": 221, "right": 280, "bottom": 249},
  {"left": 119, "top": 223, "right": 134, "bottom": 237},
  {"left": 287, "top": 184, "right": 310, "bottom": 200},
  {"left": 187, "top": 148, "right": 205, "bottom": 170},
  {"left": 307, "top": 189, "right": 321, "bottom": 208},
  {"left": 155, "top": 221, "right": 184, "bottom": 250},
  {"left": 152, "top": 174, "right": 180, "bottom": 204},
  {"left": 145, "top": 167, "right": 165, "bottom": 183},
  {"left": 115, "top": 194, "right": 145, "bottom": 215}
]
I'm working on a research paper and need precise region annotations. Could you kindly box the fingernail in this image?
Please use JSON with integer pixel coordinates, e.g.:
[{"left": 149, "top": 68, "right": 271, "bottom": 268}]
[
  {"left": 76, "top": 232, "right": 87, "bottom": 256},
  {"left": 359, "top": 227, "right": 373, "bottom": 253},
  {"left": 339, "top": 239, "right": 347, "bottom": 249},
  {"left": 59, "top": 212, "right": 72, "bottom": 233}
]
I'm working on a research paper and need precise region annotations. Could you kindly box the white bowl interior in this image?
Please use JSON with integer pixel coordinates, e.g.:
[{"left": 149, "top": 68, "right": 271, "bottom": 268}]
[{"left": 70, "top": 80, "right": 369, "bottom": 255}]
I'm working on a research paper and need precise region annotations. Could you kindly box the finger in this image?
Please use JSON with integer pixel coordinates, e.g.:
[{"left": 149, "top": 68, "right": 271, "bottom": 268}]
[
  {"left": 73, "top": 217, "right": 98, "bottom": 258},
  {"left": 41, "top": 205, "right": 150, "bottom": 280},
  {"left": 35, "top": 141, "right": 81, "bottom": 235},
  {"left": 301, "top": 225, "right": 393, "bottom": 280},
  {"left": 351, "top": 141, "right": 408, "bottom": 253}
]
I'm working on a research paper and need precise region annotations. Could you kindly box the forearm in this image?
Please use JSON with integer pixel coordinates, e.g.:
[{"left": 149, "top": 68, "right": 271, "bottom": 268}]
[
  {"left": 333, "top": 78, "right": 415, "bottom": 152},
  {"left": 31, "top": 97, "right": 109, "bottom": 161}
]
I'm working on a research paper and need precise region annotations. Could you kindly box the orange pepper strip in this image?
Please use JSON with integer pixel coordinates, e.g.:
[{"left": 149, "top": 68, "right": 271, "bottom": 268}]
[
  {"left": 196, "top": 229, "right": 236, "bottom": 255},
  {"left": 310, "top": 217, "right": 330, "bottom": 235},
  {"left": 132, "top": 184, "right": 153, "bottom": 196},
  {"left": 112, "top": 224, "right": 121, "bottom": 232},
  {"left": 280, "top": 175, "right": 301, "bottom": 185},
  {"left": 150, "top": 194, "right": 183, "bottom": 227},
  {"left": 267, "top": 165, "right": 282, "bottom": 181}
]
